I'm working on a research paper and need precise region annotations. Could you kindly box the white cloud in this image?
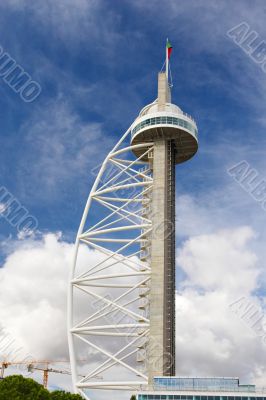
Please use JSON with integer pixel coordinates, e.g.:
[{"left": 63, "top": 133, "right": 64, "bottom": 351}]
[
  {"left": 176, "top": 226, "right": 266, "bottom": 383},
  {"left": 177, "top": 226, "right": 259, "bottom": 294},
  {"left": 0, "top": 233, "right": 138, "bottom": 398},
  {"left": 0, "top": 233, "right": 72, "bottom": 361},
  {"left": 1, "top": 191, "right": 266, "bottom": 398},
  {"left": 0, "top": 222, "right": 266, "bottom": 397}
]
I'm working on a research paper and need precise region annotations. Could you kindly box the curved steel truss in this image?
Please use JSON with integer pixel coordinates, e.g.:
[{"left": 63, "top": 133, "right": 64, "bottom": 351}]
[{"left": 68, "top": 126, "right": 153, "bottom": 398}]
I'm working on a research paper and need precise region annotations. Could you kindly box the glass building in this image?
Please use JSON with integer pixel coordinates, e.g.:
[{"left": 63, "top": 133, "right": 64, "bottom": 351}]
[{"left": 136, "top": 377, "right": 266, "bottom": 400}]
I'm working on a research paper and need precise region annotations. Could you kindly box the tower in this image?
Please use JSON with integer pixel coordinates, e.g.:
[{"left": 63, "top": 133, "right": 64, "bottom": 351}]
[
  {"left": 68, "top": 47, "right": 198, "bottom": 399},
  {"left": 131, "top": 72, "right": 198, "bottom": 382}
]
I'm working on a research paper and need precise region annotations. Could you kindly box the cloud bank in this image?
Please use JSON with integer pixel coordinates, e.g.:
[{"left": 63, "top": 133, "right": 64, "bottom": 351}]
[{"left": 0, "top": 217, "right": 265, "bottom": 396}]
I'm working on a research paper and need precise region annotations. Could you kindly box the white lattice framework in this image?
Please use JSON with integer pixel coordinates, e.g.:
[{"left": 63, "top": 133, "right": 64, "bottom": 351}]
[{"left": 68, "top": 125, "right": 154, "bottom": 399}]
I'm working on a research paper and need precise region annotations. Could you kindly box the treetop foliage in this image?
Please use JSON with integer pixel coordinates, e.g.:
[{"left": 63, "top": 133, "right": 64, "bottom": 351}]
[{"left": 0, "top": 375, "right": 83, "bottom": 400}]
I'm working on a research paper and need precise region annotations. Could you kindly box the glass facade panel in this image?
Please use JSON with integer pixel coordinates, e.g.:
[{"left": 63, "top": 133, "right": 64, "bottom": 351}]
[
  {"left": 137, "top": 377, "right": 262, "bottom": 400},
  {"left": 138, "top": 396, "right": 263, "bottom": 400},
  {"left": 131, "top": 115, "right": 198, "bottom": 138},
  {"left": 153, "top": 377, "right": 244, "bottom": 391}
]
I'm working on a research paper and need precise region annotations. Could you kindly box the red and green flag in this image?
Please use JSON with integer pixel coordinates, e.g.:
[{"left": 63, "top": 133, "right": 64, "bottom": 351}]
[{"left": 166, "top": 39, "right": 173, "bottom": 59}]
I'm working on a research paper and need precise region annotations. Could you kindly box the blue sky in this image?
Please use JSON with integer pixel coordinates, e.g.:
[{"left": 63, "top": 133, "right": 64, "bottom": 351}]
[
  {"left": 1, "top": 0, "right": 266, "bottom": 396},
  {"left": 0, "top": 0, "right": 265, "bottom": 242}
]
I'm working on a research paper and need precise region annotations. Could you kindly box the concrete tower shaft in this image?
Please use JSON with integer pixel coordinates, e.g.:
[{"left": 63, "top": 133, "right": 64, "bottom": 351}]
[
  {"left": 148, "top": 73, "right": 176, "bottom": 380},
  {"left": 130, "top": 72, "right": 198, "bottom": 383},
  {"left": 149, "top": 136, "right": 176, "bottom": 380}
]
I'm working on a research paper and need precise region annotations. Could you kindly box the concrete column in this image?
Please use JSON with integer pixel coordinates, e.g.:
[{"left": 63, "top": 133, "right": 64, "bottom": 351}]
[
  {"left": 158, "top": 72, "right": 171, "bottom": 111},
  {"left": 148, "top": 138, "right": 167, "bottom": 382},
  {"left": 148, "top": 139, "right": 176, "bottom": 383},
  {"left": 147, "top": 72, "right": 175, "bottom": 384}
]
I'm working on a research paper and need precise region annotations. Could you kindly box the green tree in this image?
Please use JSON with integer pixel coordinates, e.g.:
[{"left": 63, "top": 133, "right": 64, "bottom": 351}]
[
  {"left": 0, "top": 375, "right": 50, "bottom": 400},
  {"left": 130, "top": 395, "right": 137, "bottom": 400},
  {"left": 51, "top": 390, "right": 83, "bottom": 399},
  {"left": 0, "top": 375, "right": 83, "bottom": 400}
]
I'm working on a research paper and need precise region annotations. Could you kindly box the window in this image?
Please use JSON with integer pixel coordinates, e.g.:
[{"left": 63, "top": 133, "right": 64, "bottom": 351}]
[{"left": 131, "top": 116, "right": 198, "bottom": 139}]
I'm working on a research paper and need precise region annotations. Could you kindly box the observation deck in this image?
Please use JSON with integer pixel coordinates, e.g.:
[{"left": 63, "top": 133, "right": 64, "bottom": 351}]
[{"left": 130, "top": 100, "right": 198, "bottom": 164}]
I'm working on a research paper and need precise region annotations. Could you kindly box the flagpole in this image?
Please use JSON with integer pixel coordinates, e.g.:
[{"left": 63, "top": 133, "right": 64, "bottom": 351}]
[{"left": 166, "top": 38, "right": 169, "bottom": 82}]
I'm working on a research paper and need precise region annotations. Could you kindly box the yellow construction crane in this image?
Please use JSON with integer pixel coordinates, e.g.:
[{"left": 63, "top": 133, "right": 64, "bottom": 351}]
[
  {"left": 27, "top": 362, "right": 72, "bottom": 389},
  {"left": 0, "top": 360, "right": 72, "bottom": 388},
  {"left": 0, "top": 360, "right": 31, "bottom": 380}
]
